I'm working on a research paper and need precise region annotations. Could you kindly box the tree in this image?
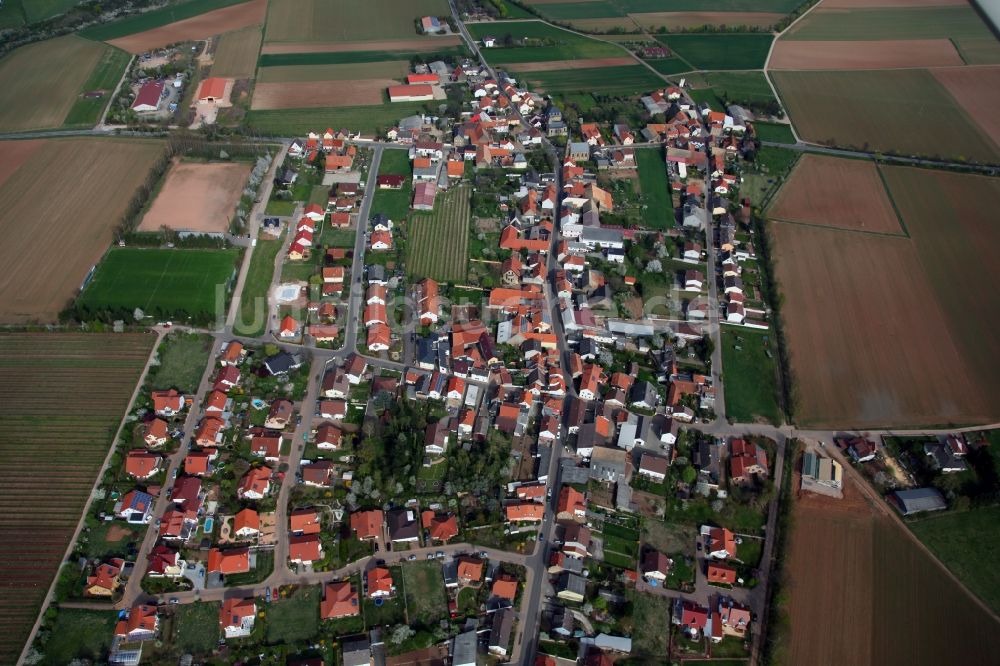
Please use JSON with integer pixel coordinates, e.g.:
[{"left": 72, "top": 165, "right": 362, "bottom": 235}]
[
  {"left": 682, "top": 465, "right": 697, "bottom": 485},
  {"left": 390, "top": 624, "right": 415, "bottom": 645},
  {"left": 646, "top": 259, "right": 662, "bottom": 273}
]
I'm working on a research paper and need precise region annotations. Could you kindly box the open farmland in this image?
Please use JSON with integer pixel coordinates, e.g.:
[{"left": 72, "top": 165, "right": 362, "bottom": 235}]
[
  {"left": 0, "top": 332, "right": 156, "bottom": 665},
  {"left": 0, "top": 35, "right": 122, "bottom": 132},
  {"left": 210, "top": 25, "right": 264, "bottom": 78},
  {"left": 137, "top": 160, "right": 251, "bottom": 233},
  {"left": 694, "top": 71, "right": 779, "bottom": 111},
  {"left": 629, "top": 11, "right": 784, "bottom": 30},
  {"left": 408, "top": 185, "right": 471, "bottom": 283},
  {"left": 264, "top": 0, "right": 449, "bottom": 43},
  {"left": 258, "top": 46, "right": 464, "bottom": 66},
  {"left": 768, "top": 155, "right": 902, "bottom": 234},
  {"left": 0, "top": 0, "right": 79, "bottom": 26},
  {"left": 252, "top": 80, "right": 394, "bottom": 109},
  {"left": 257, "top": 60, "right": 408, "bottom": 83},
  {"left": 785, "top": 482, "right": 1000, "bottom": 665},
  {"left": 63, "top": 45, "right": 132, "bottom": 127},
  {"left": 656, "top": 32, "right": 773, "bottom": 70},
  {"left": 769, "top": 38, "right": 963, "bottom": 70},
  {"left": 521, "top": 64, "right": 662, "bottom": 95},
  {"left": 781, "top": 5, "right": 996, "bottom": 41},
  {"left": 247, "top": 102, "right": 426, "bottom": 136},
  {"left": 720, "top": 326, "right": 782, "bottom": 425},
  {"left": 100, "top": 0, "right": 265, "bottom": 54},
  {"left": 81, "top": 0, "right": 261, "bottom": 42},
  {"left": 0, "top": 138, "right": 166, "bottom": 323},
  {"left": 772, "top": 69, "right": 999, "bottom": 162},
  {"left": 468, "top": 20, "right": 623, "bottom": 63},
  {"left": 76, "top": 248, "right": 240, "bottom": 321},
  {"left": 260, "top": 36, "right": 463, "bottom": 55},
  {"left": 931, "top": 65, "right": 1000, "bottom": 147}
]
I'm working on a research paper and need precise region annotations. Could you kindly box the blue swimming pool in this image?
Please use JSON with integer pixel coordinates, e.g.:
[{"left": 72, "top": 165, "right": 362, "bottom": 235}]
[
  {"left": 203, "top": 517, "right": 214, "bottom": 533},
  {"left": 251, "top": 398, "right": 266, "bottom": 409}
]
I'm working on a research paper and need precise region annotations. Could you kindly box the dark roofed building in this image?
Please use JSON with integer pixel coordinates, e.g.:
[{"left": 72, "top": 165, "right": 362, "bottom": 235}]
[{"left": 890, "top": 487, "right": 947, "bottom": 516}]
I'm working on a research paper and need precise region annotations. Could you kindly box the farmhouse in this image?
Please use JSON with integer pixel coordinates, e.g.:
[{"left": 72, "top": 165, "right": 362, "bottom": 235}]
[
  {"left": 388, "top": 84, "right": 434, "bottom": 103},
  {"left": 132, "top": 81, "right": 164, "bottom": 112}
]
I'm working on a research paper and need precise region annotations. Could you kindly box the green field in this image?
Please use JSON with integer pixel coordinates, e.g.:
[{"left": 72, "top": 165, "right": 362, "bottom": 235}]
[
  {"left": 148, "top": 332, "right": 213, "bottom": 394},
  {"left": 371, "top": 148, "right": 413, "bottom": 223},
  {"left": 257, "top": 59, "right": 409, "bottom": 83},
  {"left": 0, "top": 0, "right": 80, "bottom": 27},
  {"left": 40, "top": 608, "right": 117, "bottom": 665},
  {"left": 773, "top": 69, "right": 999, "bottom": 163},
  {"left": 616, "top": 0, "right": 801, "bottom": 11},
  {"left": 523, "top": 64, "right": 662, "bottom": 95},
  {"left": 80, "top": 0, "right": 252, "bottom": 40},
  {"left": 170, "top": 602, "right": 221, "bottom": 654},
  {"left": 401, "top": 561, "right": 450, "bottom": 625},
  {"left": 705, "top": 71, "right": 778, "bottom": 108},
  {"left": 265, "top": 0, "right": 449, "bottom": 43},
  {"left": 536, "top": 1, "right": 625, "bottom": 19},
  {"left": 77, "top": 248, "right": 240, "bottom": 321},
  {"left": 258, "top": 47, "right": 467, "bottom": 68},
  {"left": 629, "top": 590, "right": 673, "bottom": 657},
  {"left": 643, "top": 56, "right": 692, "bottom": 76},
  {"left": 753, "top": 121, "right": 796, "bottom": 145},
  {"left": 657, "top": 33, "right": 772, "bottom": 70},
  {"left": 636, "top": 147, "right": 672, "bottom": 230},
  {"left": 267, "top": 586, "right": 320, "bottom": 644},
  {"left": 468, "top": 20, "right": 622, "bottom": 62},
  {"left": 247, "top": 103, "right": 428, "bottom": 137},
  {"left": 721, "top": 326, "right": 782, "bottom": 425},
  {"left": 234, "top": 233, "right": 283, "bottom": 336},
  {"left": 63, "top": 45, "right": 131, "bottom": 127},
  {"left": 783, "top": 6, "right": 996, "bottom": 41},
  {"left": 408, "top": 184, "right": 471, "bottom": 283}
]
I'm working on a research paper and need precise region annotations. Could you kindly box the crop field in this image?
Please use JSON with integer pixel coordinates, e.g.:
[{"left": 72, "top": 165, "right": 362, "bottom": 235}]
[
  {"left": 521, "top": 64, "right": 661, "bottom": 95},
  {"left": 506, "top": 56, "right": 637, "bottom": 72},
  {"left": 252, "top": 80, "right": 394, "bottom": 109},
  {"left": 102, "top": 0, "right": 265, "bottom": 54},
  {"left": 931, "top": 66, "right": 1000, "bottom": 147},
  {"left": 642, "top": 56, "right": 692, "bottom": 75},
  {"left": 752, "top": 121, "right": 795, "bottom": 144},
  {"left": 782, "top": 5, "right": 995, "bottom": 41},
  {"left": 0, "top": 332, "right": 155, "bottom": 665},
  {"left": 655, "top": 33, "right": 772, "bottom": 70},
  {"left": 77, "top": 248, "right": 240, "bottom": 321},
  {"left": 0, "top": 0, "right": 79, "bottom": 27},
  {"left": 0, "top": 36, "right": 121, "bottom": 132},
  {"left": 629, "top": 11, "right": 784, "bottom": 30},
  {"left": 785, "top": 484, "right": 1000, "bottom": 665},
  {"left": 0, "top": 138, "right": 166, "bottom": 323},
  {"left": 63, "top": 45, "right": 132, "bottom": 127},
  {"left": 138, "top": 160, "right": 250, "bottom": 233},
  {"left": 533, "top": 1, "right": 626, "bottom": 20},
  {"left": 257, "top": 60, "right": 408, "bottom": 83},
  {"left": 247, "top": 102, "right": 427, "bottom": 136},
  {"left": 772, "top": 69, "right": 999, "bottom": 162},
  {"left": 81, "top": 0, "right": 257, "bottom": 40},
  {"left": 720, "top": 326, "right": 782, "bottom": 425},
  {"left": 408, "top": 184, "right": 471, "bottom": 283},
  {"left": 260, "top": 36, "right": 463, "bottom": 55},
  {"left": 768, "top": 155, "right": 902, "bottom": 234},
  {"left": 696, "top": 71, "right": 778, "bottom": 110},
  {"left": 467, "top": 20, "right": 622, "bottom": 63},
  {"left": 258, "top": 46, "right": 465, "bottom": 67},
  {"left": 635, "top": 147, "right": 671, "bottom": 229},
  {"left": 264, "top": 0, "right": 449, "bottom": 43},
  {"left": 614, "top": 0, "right": 801, "bottom": 11},
  {"left": 211, "top": 25, "right": 264, "bottom": 78},
  {"left": 769, "top": 38, "right": 963, "bottom": 70},
  {"left": 953, "top": 37, "right": 1000, "bottom": 65}
]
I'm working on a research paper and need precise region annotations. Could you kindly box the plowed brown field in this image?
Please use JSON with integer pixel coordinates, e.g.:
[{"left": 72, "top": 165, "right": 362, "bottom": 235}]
[
  {"left": 0, "top": 140, "right": 44, "bottom": 187},
  {"left": 0, "top": 138, "right": 166, "bottom": 323},
  {"left": 769, "top": 38, "right": 963, "bottom": 70},
  {"left": 108, "top": 0, "right": 266, "bottom": 53},
  {"left": 769, "top": 155, "right": 902, "bottom": 233},
  {"left": 251, "top": 80, "right": 394, "bottom": 109},
  {"left": 137, "top": 160, "right": 250, "bottom": 233},
  {"left": 931, "top": 65, "right": 1000, "bottom": 148}
]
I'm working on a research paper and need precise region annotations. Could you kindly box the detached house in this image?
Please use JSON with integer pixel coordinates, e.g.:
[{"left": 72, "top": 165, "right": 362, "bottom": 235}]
[{"left": 220, "top": 598, "right": 256, "bottom": 639}]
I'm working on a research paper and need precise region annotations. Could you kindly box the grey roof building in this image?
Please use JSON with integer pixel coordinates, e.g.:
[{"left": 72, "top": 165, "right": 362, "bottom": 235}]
[
  {"left": 891, "top": 488, "right": 947, "bottom": 515},
  {"left": 452, "top": 629, "right": 478, "bottom": 666},
  {"left": 341, "top": 636, "right": 372, "bottom": 666}
]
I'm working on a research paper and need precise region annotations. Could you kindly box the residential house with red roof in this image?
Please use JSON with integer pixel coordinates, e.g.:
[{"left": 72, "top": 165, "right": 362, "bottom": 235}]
[
  {"left": 367, "top": 566, "right": 394, "bottom": 597},
  {"left": 207, "top": 547, "right": 250, "bottom": 575},
  {"left": 289, "top": 534, "right": 323, "bottom": 564},
  {"left": 85, "top": 558, "right": 124, "bottom": 597},
  {"left": 350, "top": 509, "right": 384, "bottom": 540},
  {"left": 322, "top": 581, "right": 360, "bottom": 619},
  {"left": 220, "top": 598, "right": 256, "bottom": 638},
  {"left": 152, "top": 389, "right": 185, "bottom": 417},
  {"left": 238, "top": 466, "right": 272, "bottom": 499}
]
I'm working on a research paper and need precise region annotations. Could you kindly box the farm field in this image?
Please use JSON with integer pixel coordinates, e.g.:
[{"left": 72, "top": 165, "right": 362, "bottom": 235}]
[
  {"left": 506, "top": 56, "right": 636, "bottom": 72},
  {"left": 768, "top": 155, "right": 903, "bottom": 234},
  {"left": 752, "top": 121, "right": 795, "bottom": 144},
  {"left": 768, "top": 39, "right": 963, "bottom": 70},
  {"left": 781, "top": 5, "right": 996, "bottom": 41},
  {"left": 656, "top": 33, "right": 772, "bottom": 70},
  {"left": 264, "top": 0, "right": 449, "bottom": 43},
  {"left": 81, "top": 0, "right": 259, "bottom": 41},
  {"left": 628, "top": 11, "right": 784, "bottom": 30},
  {"left": 408, "top": 185, "right": 471, "bottom": 283},
  {"left": 521, "top": 64, "right": 662, "bottom": 95},
  {"left": 720, "top": 326, "right": 782, "bottom": 425},
  {"left": 252, "top": 80, "right": 393, "bottom": 109},
  {"left": 233, "top": 233, "right": 283, "bottom": 337},
  {"left": 931, "top": 66, "right": 1000, "bottom": 147},
  {"left": 138, "top": 160, "right": 251, "bottom": 233},
  {"left": 0, "top": 0, "right": 78, "bottom": 26},
  {"left": 259, "top": 36, "right": 463, "bottom": 55},
  {"left": 785, "top": 482, "right": 1000, "bottom": 665},
  {"left": 103, "top": 0, "right": 265, "bottom": 54},
  {"left": 642, "top": 56, "right": 692, "bottom": 75},
  {"left": 467, "top": 20, "right": 623, "bottom": 63},
  {"left": 911, "top": 506, "right": 1000, "bottom": 614},
  {"left": 76, "top": 248, "right": 240, "bottom": 321},
  {"left": 0, "top": 35, "right": 121, "bottom": 132},
  {"left": 257, "top": 60, "right": 408, "bottom": 83},
  {"left": 613, "top": 0, "right": 801, "bottom": 11},
  {"left": 0, "top": 138, "right": 166, "bottom": 323},
  {"left": 772, "top": 69, "right": 999, "bottom": 162},
  {"left": 63, "top": 44, "right": 132, "bottom": 127},
  {"left": 635, "top": 147, "right": 671, "bottom": 230},
  {"left": 210, "top": 25, "right": 264, "bottom": 78},
  {"left": 0, "top": 332, "right": 156, "bottom": 665},
  {"left": 695, "top": 71, "right": 778, "bottom": 111},
  {"left": 246, "top": 102, "right": 426, "bottom": 136},
  {"left": 258, "top": 46, "right": 465, "bottom": 67}
]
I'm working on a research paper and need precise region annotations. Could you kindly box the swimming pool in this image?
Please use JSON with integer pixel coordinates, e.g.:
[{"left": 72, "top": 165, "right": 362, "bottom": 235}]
[
  {"left": 275, "top": 283, "right": 301, "bottom": 303},
  {"left": 203, "top": 517, "right": 214, "bottom": 533},
  {"left": 251, "top": 398, "right": 266, "bottom": 410}
]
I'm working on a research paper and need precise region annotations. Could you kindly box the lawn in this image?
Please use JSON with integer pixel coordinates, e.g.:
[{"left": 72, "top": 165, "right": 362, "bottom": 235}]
[
  {"left": 266, "top": 199, "right": 297, "bottom": 216},
  {"left": 736, "top": 537, "right": 763, "bottom": 567},
  {"left": 401, "top": 561, "right": 449, "bottom": 626},
  {"left": 602, "top": 534, "right": 639, "bottom": 557},
  {"left": 148, "top": 332, "right": 213, "bottom": 393},
  {"left": 63, "top": 45, "right": 131, "bottom": 127},
  {"left": 636, "top": 147, "right": 672, "bottom": 230},
  {"left": 753, "top": 121, "right": 796, "bottom": 145},
  {"left": 234, "top": 233, "right": 282, "bottom": 336},
  {"left": 408, "top": 184, "right": 471, "bottom": 283},
  {"left": 267, "top": 586, "right": 320, "bottom": 644},
  {"left": 603, "top": 550, "right": 637, "bottom": 569},
  {"left": 523, "top": 65, "right": 662, "bottom": 96},
  {"left": 911, "top": 506, "right": 1000, "bottom": 614},
  {"left": 371, "top": 148, "right": 413, "bottom": 223},
  {"left": 362, "top": 592, "right": 405, "bottom": 626},
  {"left": 603, "top": 522, "right": 641, "bottom": 541},
  {"left": 170, "top": 601, "right": 221, "bottom": 655},
  {"left": 629, "top": 590, "right": 673, "bottom": 657},
  {"left": 80, "top": 0, "right": 251, "bottom": 40},
  {"left": 247, "top": 103, "right": 428, "bottom": 137},
  {"left": 657, "top": 33, "right": 773, "bottom": 70},
  {"left": 226, "top": 550, "right": 275, "bottom": 586},
  {"left": 77, "top": 247, "right": 240, "bottom": 322},
  {"left": 40, "top": 608, "right": 116, "bottom": 664},
  {"left": 720, "top": 326, "right": 782, "bottom": 425}
]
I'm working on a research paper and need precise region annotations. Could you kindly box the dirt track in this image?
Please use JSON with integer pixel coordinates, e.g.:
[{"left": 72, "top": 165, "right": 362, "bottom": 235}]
[
  {"left": 769, "top": 154, "right": 902, "bottom": 233},
  {"left": 138, "top": 160, "right": 250, "bottom": 233},
  {"left": 507, "top": 57, "right": 637, "bottom": 72},
  {"left": 108, "top": 0, "right": 266, "bottom": 53},
  {"left": 251, "top": 79, "right": 396, "bottom": 109},
  {"left": 931, "top": 65, "right": 1000, "bottom": 148},
  {"left": 769, "top": 39, "right": 964, "bottom": 70},
  {"left": 260, "top": 36, "right": 462, "bottom": 54}
]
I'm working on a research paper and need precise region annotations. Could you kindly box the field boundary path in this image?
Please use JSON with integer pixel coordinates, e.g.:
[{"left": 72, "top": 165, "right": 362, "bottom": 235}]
[
  {"left": 16, "top": 329, "right": 165, "bottom": 666},
  {"left": 97, "top": 53, "right": 136, "bottom": 130}
]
